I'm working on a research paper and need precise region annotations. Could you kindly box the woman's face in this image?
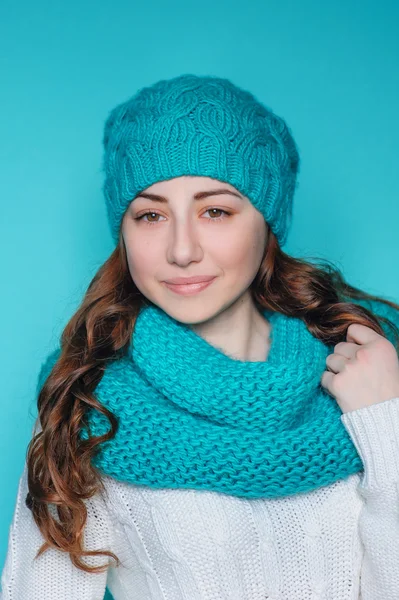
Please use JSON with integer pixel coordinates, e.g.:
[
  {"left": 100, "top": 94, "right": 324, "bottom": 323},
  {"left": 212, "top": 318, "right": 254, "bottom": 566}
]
[{"left": 121, "top": 176, "right": 269, "bottom": 324}]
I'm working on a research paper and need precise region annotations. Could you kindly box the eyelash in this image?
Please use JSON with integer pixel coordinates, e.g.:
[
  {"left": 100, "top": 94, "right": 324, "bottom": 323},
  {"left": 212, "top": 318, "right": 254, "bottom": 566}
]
[{"left": 134, "top": 208, "right": 232, "bottom": 226}]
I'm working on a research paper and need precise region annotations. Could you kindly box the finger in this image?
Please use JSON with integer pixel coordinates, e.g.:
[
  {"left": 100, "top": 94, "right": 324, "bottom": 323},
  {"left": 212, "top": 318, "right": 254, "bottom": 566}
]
[
  {"left": 326, "top": 353, "right": 349, "bottom": 374},
  {"left": 346, "top": 323, "right": 380, "bottom": 345},
  {"left": 334, "top": 341, "right": 359, "bottom": 359},
  {"left": 320, "top": 370, "right": 335, "bottom": 394}
]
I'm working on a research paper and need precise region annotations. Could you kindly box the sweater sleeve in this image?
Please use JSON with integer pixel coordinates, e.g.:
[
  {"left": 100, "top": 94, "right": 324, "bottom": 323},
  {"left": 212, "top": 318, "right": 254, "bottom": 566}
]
[
  {"left": 0, "top": 460, "right": 113, "bottom": 600},
  {"left": 340, "top": 395, "right": 399, "bottom": 600}
]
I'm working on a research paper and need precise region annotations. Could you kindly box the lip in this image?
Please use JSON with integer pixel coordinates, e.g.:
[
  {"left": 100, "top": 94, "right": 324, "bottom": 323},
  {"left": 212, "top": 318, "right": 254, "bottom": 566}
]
[
  {"left": 164, "top": 275, "right": 216, "bottom": 285},
  {"left": 163, "top": 277, "right": 216, "bottom": 296}
]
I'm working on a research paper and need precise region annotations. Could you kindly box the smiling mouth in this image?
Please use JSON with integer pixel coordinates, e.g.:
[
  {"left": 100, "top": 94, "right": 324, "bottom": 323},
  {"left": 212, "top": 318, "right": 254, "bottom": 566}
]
[{"left": 163, "top": 278, "right": 216, "bottom": 296}]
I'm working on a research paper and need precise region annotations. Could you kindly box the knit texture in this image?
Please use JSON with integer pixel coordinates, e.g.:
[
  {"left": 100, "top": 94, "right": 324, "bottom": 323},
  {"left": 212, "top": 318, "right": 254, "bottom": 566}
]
[
  {"left": 102, "top": 73, "right": 300, "bottom": 247},
  {"left": 3, "top": 395, "right": 399, "bottom": 598},
  {"left": 36, "top": 297, "right": 399, "bottom": 500}
]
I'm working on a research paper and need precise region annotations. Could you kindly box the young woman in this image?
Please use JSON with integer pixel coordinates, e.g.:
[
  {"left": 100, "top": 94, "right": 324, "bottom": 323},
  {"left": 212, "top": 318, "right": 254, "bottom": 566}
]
[{"left": 1, "top": 73, "right": 399, "bottom": 600}]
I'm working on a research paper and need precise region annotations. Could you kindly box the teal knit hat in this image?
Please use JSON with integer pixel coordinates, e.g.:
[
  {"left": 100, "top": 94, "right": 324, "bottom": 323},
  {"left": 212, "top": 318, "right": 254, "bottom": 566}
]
[{"left": 102, "top": 73, "right": 301, "bottom": 247}]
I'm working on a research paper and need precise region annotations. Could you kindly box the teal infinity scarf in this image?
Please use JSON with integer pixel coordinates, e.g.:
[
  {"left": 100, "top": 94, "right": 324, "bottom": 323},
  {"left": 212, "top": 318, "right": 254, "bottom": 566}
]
[{"left": 39, "top": 298, "right": 398, "bottom": 499}]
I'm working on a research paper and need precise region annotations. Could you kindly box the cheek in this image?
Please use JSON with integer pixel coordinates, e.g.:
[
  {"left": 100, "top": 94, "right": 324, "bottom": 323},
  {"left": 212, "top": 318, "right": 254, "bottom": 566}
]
[
  {"left": 125, "top": 239, "right": 159, "bottom": 278},
  {"left": 216, "top": 227, "right": 264, "bottom": 271},
  {"left": 228, "top": 240, "right": 260, "bottom": 266}
]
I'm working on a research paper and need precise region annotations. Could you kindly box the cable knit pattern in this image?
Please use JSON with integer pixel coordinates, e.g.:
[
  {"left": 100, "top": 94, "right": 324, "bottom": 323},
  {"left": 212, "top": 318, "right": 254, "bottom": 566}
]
[
  {"left": 2, "top": 298, "right": 399, "bottom": 598},
  {"left": 2, "top": 396, "right": 399, "bottom": 599},
  {"left": 101, "top": 73, "right": 300, "bottom": 247}
]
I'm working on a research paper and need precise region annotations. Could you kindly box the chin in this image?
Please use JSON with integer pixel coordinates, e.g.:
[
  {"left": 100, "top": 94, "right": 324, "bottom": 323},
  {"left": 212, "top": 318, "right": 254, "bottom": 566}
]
[{"left": 160, "top": 301, "right": 224, "bottom": 326}]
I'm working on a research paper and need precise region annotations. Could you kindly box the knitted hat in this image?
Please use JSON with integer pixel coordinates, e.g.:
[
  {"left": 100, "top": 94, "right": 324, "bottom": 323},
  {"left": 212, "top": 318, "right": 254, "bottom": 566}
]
[{"left": 101, "top": 73, "right": 301, "bottom": 247}]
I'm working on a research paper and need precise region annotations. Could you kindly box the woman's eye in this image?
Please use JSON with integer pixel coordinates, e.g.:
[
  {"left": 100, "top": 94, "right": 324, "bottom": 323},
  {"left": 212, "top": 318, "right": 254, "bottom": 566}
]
[
  {"left": 135, "top": 212, "right": 163, "bottom": 224},
  {"left": 135, "top": 208, "right": 231, "bottom": 225},
  {"left": 205, "top": 208, "right": 230, "bottom": 221}
]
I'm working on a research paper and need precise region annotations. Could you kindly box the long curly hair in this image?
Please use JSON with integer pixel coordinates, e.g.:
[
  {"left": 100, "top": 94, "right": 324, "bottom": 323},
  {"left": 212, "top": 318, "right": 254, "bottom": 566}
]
[{"left": 25, "top": 222, "right": 399, "bottom": 574}]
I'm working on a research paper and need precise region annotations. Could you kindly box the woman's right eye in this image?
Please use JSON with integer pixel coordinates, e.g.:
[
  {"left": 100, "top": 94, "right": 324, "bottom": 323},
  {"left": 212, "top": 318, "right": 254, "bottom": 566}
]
[{"left": 135, "top": 212, "right": 163, "bottom": 224}]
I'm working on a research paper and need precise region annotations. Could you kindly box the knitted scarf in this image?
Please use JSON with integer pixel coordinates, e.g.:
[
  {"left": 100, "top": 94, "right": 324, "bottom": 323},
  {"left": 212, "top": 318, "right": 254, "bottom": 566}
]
[
  {"left": 78, "top": 300, "right": 391, "bottom": 500},
  {"left": 36, "top": 298, "right": 397, "bottom": 499}
]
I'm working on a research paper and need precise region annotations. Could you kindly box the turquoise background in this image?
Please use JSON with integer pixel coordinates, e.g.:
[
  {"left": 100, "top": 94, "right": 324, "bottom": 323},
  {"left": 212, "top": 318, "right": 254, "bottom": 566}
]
[{"left": 1, "top": 1, "right": 398, "bottom": 598}]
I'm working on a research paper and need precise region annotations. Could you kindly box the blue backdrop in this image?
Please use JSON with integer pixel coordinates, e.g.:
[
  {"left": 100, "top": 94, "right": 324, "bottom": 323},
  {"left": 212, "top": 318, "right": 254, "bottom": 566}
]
[{"left": 1, "top": 1, "right": 398, "bottom": 598}]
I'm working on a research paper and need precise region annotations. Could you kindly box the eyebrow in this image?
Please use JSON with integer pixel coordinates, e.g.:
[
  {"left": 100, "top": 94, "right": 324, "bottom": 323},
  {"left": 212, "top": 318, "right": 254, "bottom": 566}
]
[{"left": 134, "top": 188, "right": 243, "bottom": 203}]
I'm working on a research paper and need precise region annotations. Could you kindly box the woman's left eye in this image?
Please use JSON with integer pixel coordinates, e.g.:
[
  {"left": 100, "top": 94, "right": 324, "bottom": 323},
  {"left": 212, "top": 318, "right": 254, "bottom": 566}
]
[{"left": 203, "top": 208, "right": 231, "bottom": 221}]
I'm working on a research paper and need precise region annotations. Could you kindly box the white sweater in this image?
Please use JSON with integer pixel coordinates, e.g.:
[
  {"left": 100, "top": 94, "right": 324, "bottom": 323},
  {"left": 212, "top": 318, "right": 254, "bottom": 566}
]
[{"left": 1, "top": 396, "right": 399, "bottom": 600}]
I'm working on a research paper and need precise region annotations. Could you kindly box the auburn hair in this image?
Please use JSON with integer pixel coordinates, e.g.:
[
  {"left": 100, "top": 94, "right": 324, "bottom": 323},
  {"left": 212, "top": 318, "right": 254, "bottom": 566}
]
[{"left": 25, "top": 223, "right": 399, "bottom": 574}]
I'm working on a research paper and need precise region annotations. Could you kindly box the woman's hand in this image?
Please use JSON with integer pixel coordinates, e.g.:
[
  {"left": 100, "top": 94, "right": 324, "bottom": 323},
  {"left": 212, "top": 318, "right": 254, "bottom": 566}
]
[{"left": 321, "top": 323, "right": 399, "bottom": 414}]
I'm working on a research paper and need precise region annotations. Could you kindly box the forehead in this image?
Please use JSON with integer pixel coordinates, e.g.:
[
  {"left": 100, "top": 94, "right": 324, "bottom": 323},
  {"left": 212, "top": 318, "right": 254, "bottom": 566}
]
[{"left": 142, "top": 176, "right": 240, "bottom": 195}]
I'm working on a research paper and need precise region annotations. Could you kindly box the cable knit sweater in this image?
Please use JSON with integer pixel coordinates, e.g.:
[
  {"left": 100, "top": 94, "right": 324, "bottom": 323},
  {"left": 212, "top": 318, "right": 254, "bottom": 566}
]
[{"left": 1, "top": 396, "right": 399, "bottom": 600}]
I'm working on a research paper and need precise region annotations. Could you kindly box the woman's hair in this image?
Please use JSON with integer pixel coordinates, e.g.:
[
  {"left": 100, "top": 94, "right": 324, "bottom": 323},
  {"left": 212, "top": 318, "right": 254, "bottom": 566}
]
[{"left": 25, "top": 223, "right": 399, "bottom": 574}]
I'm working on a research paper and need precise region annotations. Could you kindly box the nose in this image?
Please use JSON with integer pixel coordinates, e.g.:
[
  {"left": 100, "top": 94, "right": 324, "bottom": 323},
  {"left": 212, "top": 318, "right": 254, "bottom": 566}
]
[{"left": 166, "top": 217, "right": 203, "bottom": 266}]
